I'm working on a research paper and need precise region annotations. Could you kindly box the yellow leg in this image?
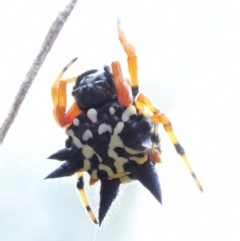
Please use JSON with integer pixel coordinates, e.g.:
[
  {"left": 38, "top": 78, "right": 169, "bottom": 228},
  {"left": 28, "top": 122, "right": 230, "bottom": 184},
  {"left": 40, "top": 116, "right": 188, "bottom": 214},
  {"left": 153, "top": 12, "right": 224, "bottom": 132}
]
[
  {"left": 77, "top": 172, "right": 98, "bottom": 224},
  {"left": 51, "top": 58, "right": 82, "bottom": 127},
  {"left": 136, "top": 94, "right": 203, "bottom": 192}
]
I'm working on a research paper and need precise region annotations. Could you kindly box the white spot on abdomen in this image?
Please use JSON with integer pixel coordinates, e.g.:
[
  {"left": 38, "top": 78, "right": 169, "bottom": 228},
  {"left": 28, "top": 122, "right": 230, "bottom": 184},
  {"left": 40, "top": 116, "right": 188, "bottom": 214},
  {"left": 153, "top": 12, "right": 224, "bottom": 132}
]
[
  {"left": 98, "top": 123, "right": 112, "bottom": 135},
  {"left": 109, "top": 122, "right": 124, "bottom": 150},
  {"left": 73, "top": 118, "right": 79, "bottom": 126},
  {"left": 87, "top": 108, "right": 97, "bottom": 123},
  {"left": 82, "top": 129, "right": 93, "bottom": 141},
  {"left": 82, "top": 144, "right": 102, "bottom": 162},
  {"left": 122, "top": 105, "right": 137, "bottom": 122},
  {"left": 108, "top": 148, "right": 118, "bottom": 159},
  {"left": 114, "top": 122, "right": 124, "bottom": 134},
  {"left": 82, "top": 145, "right": 95, "bottom": 159},
  {"left": 109, "top": 107, "right": 115, "bottom": 115},
  {"left": 67, "top": 129, "right": 102, "bottom": 162},
  {"left": 67, "top": 129, "right": 82, "bottom": 148}
]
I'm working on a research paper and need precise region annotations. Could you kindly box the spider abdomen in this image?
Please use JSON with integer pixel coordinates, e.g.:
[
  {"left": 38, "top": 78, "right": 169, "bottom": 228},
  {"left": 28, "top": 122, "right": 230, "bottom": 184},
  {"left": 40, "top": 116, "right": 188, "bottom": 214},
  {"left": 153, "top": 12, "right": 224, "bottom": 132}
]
[{"left": 48, "top": 102, "right": 157, "bottom": 181}]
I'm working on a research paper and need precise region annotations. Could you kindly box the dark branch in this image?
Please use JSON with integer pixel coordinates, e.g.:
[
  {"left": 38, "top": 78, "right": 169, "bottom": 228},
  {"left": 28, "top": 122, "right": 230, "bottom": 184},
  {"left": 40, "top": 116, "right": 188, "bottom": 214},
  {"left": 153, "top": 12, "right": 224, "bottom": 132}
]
[{"left": 0, "top": 0, "right": 78, "bottom": 145}]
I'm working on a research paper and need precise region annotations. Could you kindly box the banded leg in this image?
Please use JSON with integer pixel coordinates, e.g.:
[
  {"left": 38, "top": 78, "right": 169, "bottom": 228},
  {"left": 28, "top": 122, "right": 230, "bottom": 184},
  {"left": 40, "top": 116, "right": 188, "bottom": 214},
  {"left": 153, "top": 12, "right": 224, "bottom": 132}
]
[
  {"left": 51, "top": 58, "right": 82, "bottom": 127},
  {"left": 76, "top": 172, "right": 98, "bottom": 224},
  {"left": 136, "top": 93, "right": 203, "bottom": 192}
]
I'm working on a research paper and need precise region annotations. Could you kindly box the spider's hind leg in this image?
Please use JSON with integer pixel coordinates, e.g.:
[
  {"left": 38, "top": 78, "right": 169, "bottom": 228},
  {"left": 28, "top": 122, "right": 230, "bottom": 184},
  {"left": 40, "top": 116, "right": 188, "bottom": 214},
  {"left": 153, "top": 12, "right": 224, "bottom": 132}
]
[
  {"left": 136, "top": 93, "right": 203, "bottom": 192},
  {"left": 77, "top": 172, "right": 98, "bottom": 224}
]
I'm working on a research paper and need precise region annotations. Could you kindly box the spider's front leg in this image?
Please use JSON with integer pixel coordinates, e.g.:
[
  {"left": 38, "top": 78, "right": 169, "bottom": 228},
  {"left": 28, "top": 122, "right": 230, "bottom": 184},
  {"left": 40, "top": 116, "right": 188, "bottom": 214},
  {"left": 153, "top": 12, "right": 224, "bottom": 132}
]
[
  {"left": 136, "top": 93, "right": 203, "bottom": 192},
  {"left": 51, "top": 58, "right": 82, "bottom": 127},
  {"left": 115, "top": 21, "right": 162, "bottom": 164}
]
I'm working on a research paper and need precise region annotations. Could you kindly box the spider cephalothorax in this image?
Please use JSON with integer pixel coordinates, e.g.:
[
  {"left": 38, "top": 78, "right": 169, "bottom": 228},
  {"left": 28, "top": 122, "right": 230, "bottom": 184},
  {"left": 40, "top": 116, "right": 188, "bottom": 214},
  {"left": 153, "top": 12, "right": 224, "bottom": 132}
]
[
  {"left": 72, "top": 66, "right": 118, "bottom": 110},
  {"left": 47, "top": 20, "right": 203, "bottom": 225}
]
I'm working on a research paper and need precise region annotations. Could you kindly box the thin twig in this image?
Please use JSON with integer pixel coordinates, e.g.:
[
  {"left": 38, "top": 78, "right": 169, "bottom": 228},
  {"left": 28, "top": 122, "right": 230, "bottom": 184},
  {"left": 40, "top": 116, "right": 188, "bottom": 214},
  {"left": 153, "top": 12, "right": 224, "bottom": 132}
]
[{"left": 0, "top": 0, "right": 78, "bottom": 145}]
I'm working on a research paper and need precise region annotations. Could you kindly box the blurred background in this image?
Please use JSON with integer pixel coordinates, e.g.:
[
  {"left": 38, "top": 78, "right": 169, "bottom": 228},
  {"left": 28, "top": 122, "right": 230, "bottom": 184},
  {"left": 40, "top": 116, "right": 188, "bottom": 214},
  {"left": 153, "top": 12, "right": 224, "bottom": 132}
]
[{"left": 0, "top": 0, "right": 240, "bottom": 240}]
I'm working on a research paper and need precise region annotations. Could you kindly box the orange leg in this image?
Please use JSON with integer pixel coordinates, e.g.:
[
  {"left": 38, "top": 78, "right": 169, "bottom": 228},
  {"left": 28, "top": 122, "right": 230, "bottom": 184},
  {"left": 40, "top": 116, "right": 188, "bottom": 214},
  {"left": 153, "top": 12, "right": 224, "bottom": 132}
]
[
  {"left": 117, "top": 19, "right": 138, "bottom": 88},
  {"left": 51, "top": 58, "right": 82, "bottom": 127},
  {"left": 89, "top": 177, "right": 99, "bottom": 186},
  {"left": 149, "top": 124, "right": 162, "bottom": 164},
  {"left": 149, "top": 148, "right": 162, "bottom": 164},
  {"left": 136, "top": 93, "right": 203, "bottom": 192},
  {"left": 111, "top": 61, "right": 133, "bottom": 106}
]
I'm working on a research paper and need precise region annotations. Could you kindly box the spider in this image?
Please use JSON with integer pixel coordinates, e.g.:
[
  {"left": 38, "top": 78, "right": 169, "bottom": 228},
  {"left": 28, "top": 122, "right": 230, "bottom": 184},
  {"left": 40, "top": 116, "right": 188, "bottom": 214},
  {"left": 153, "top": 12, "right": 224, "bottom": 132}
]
[{"left": 46, "top": 20, "right": 203, "bottom": 225}]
